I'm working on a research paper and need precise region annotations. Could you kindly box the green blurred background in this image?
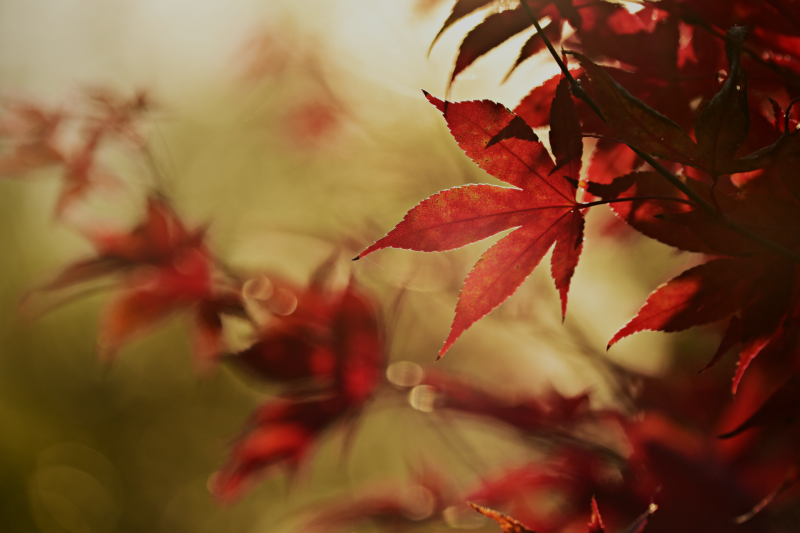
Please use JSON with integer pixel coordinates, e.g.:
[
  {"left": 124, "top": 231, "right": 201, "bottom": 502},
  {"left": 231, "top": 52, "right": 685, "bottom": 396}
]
[{"left": 0, "top": 1, "right": 711, "bottom": 531}]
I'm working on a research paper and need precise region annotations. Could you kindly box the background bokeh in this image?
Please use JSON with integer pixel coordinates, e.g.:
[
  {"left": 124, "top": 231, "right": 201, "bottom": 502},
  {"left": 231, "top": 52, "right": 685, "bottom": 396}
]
[{"left": 0, "top": 1, "right": 715, "bottom": 532}]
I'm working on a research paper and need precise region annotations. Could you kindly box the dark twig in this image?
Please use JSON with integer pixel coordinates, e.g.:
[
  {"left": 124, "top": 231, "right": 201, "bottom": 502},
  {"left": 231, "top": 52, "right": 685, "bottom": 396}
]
[{"left": 521, "top": 0, "right": 800, "bottom": 265}]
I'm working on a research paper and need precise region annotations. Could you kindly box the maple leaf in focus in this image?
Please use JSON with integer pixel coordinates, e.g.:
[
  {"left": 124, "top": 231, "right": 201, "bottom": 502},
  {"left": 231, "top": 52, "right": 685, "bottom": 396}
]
[
  {"left": 37, "top": 197, "right": 238, "bottom": 366},
  {"left": 357, "top": 78, "right": 584, "bottom": 359}
]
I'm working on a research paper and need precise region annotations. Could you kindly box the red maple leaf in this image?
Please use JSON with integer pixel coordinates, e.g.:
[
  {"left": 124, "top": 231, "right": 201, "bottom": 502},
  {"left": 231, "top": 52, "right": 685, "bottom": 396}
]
[{"left": 356, "top": 78, "right": 584, "bottom": 359}]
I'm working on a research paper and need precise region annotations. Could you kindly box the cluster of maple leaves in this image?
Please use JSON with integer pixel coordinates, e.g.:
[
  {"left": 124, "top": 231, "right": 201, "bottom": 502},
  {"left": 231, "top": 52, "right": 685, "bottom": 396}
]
[
  {"left": 349, "top": 0, "right": 800, "bottom": 530},
  {"left": 5, "top": 0, "right": 800, "bottom": 531}
]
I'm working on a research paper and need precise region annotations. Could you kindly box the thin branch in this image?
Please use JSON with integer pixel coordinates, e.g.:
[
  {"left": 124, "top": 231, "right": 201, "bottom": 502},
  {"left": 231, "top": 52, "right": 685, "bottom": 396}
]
[
  {"left": 520, "top": 0, "right": 605, "bottom": 120},
  {"left": 520, "top": 0, "right": 800, "bottom": 265}
]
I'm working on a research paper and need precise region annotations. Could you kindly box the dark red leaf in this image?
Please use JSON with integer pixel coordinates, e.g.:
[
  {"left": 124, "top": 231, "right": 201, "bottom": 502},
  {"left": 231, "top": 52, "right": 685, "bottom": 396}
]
[
  {"left": 695, "top": 27, "right": 750, "bottom": 175},
  {"left": 586, "top": 138, "right": 642, "bottom": 187},
  {"left": 720, "top": 371, "right": 800, "bottom": 438},
  {"left": 515, "top": 70, "right": 581, "bottom": 128},
  {"left": 503, "top": 21, "right": 562, "bottom": 82},
  {"left": 570, "top": 51, "right": 700, "bottom": 167},
  {"left": 732, "top": 263, "right": 794, "bottom": 393},
  {"left": 429, "top": 0, "right": 494, "bottom": 54},
  {"left": 604, "top": 172, "right": 717, "bottom": 253},
  {"left": 551, "top": 209, "right": 584, "bottom": 319},
  {"left": 608, "top": 258, "right": 766, "bottom": 349},
  {"left": 549, "top": 78, "right": 583, "bottom": 179},
  {"left": 450, "top": 6, "right": 532, "bottom": 86},
  {"left": 699, "top": 315, "right": 743, "bottom": 373}
]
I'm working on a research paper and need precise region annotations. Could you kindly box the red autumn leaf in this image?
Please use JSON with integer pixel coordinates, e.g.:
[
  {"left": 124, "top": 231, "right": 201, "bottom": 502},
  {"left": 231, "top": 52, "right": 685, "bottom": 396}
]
[
  {"left": 40, "top": 197, "right": 202, "bottom": 289},
  {"left": 468, "top": 502, "right": 536, "bottom": 533},
  {"left": 450, "top": 5, "right": 534, "bottom": 86},
  {"left": 428, "top": 0, "right": 494, "bottom": 54},
  {"left": 587, "top": 171, "right": 717, "bottom": 254},
  {"left": 79, "top": 86, "right": 150, "bottom": 148},
  {"left": 730, "top": 265, "right": 794, "bottom": 393},
  {"left": 97, "top": 239, "right": 214, "bottom": 359},
  {"left": 570, "top": 51, "right": 701, "bottom": 167},
  {"left": 515, "top": 70, "right": 581, "bottom": 128},
  {"left": 283, "top": 100, "right": 340, "bottom": 147},
  {"left": 585, "top": 138, "right": 642, "bottom": 188},
  {"left": 213, "top": 396, "right": 348, "bottom": 501},
  {"left": 36, "top": 197, "right": 237, "bottom": 365},
  {"left": 503, "top": 20, "right": 562, "bottom": 82},
  {"left": 608, "top": 258, "right": 768, "bottom": 349},
  {"left": 357, "top": 81, "right": 583, "bottom": 358},
  {"left": 720, "top": 371, "right": 800, "bottom": 438}
]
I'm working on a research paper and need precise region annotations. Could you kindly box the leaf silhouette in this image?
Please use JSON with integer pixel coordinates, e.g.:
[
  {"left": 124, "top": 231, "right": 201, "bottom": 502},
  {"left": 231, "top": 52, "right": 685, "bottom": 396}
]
[
  {"left": 695, "top": 26, "right": 750, "bottom": 175},
  {"left": 429, "top": 0, "right": 494, "bottom": 54},
  {"left": 570, "top": 51, "right": 700, "bottom": 166},
  {"left": 608, "top": 258, "right": 767, "bottom": 349}
]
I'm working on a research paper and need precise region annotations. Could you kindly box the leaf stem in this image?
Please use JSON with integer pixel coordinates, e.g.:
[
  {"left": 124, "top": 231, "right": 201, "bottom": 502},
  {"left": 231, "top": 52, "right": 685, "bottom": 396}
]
[
  {"left": 521, "top": 1, "right": 800, "bottom": 265},
  {"left": 627, "top": 147, "right": 716, "bottom": 211}
]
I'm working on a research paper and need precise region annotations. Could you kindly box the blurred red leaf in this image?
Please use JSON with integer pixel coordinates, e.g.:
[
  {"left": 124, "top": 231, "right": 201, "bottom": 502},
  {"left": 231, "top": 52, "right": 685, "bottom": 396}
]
[{"left": 213, "top": 396, "right": 347, "bottom": 501}]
